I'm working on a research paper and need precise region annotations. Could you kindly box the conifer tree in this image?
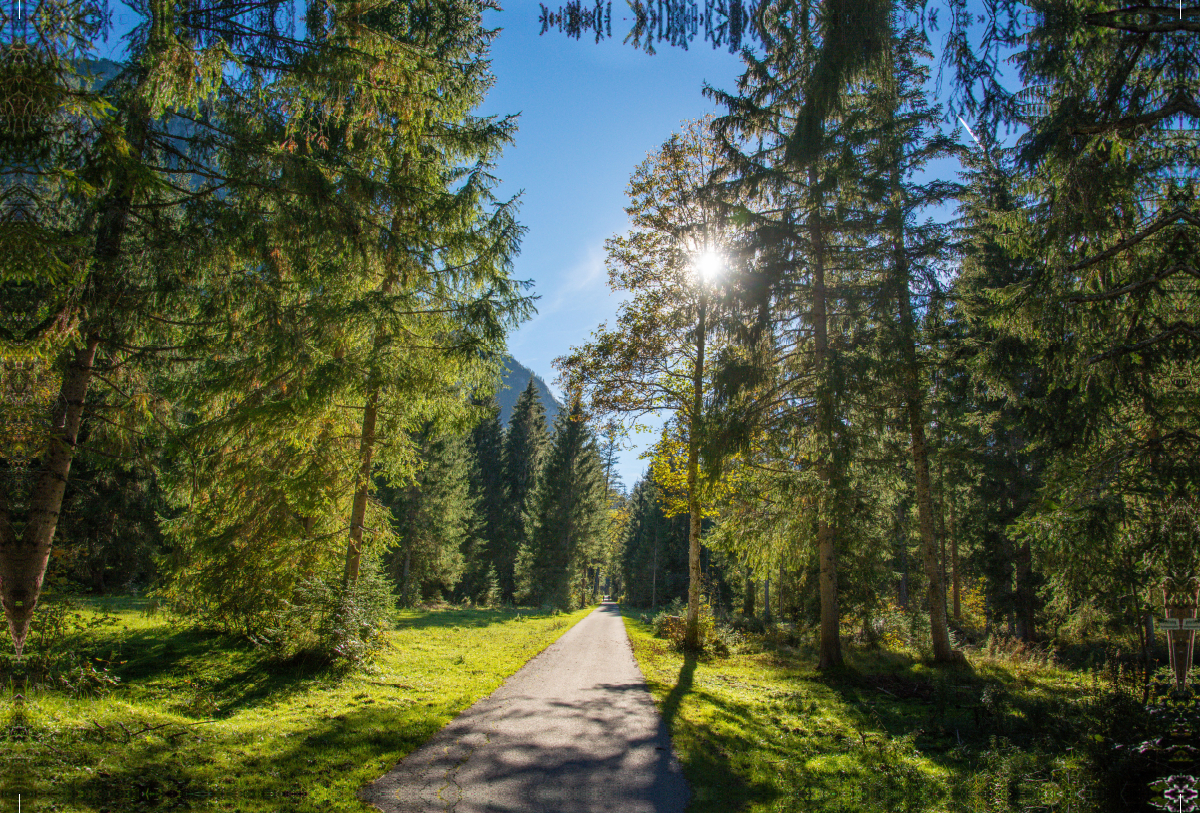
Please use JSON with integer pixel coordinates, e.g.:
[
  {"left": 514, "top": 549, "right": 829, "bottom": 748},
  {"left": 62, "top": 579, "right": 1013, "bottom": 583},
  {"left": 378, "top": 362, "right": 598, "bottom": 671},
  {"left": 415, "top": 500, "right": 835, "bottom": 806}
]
[
  {"left": 0, "top": 0, "right": 527, "bottom": 647},
  {"left": 621, "top": 478, "right": 689, "bottom": 608},
  {"left": 381, "top": 428, "right": 475, "bottom": 608},
  {"left": 946, "top": 1, "right": 1200, "bottom": 648},
  {"left": 516, "top": 401, "right": 606, "bottom": 609},
  {"left": 464, "top": 398, "right": 508, "bottom": 601},
  {"left": 500, "top": 378, "right": 550, "bottom": 600},
  {"left": 705, "top": 0, "right": 871, "bottom": 668},
  {"left": 861, "top": 19, "right": 963, "bottom": 663}
]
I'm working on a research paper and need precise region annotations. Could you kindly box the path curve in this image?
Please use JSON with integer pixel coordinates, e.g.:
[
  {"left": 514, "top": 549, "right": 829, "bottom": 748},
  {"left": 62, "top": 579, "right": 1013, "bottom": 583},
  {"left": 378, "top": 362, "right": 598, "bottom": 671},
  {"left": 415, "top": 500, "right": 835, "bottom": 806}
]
[{"left": 360, "top": 601, "right": 689, "bottom": 813}]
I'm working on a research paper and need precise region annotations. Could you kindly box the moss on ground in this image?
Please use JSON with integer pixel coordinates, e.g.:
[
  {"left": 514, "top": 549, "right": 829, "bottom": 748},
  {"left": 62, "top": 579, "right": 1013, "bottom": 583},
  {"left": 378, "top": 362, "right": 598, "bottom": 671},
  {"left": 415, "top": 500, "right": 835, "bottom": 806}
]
[{"left": 3, "top": 602, "right": 593, "bottom": 812}]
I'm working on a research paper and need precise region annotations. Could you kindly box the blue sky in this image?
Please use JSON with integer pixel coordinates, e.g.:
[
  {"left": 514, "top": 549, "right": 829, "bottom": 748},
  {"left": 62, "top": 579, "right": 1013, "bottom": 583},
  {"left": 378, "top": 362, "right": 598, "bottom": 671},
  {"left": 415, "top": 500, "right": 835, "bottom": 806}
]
[{"left": 477, "top": 3, "right": 747, "bottom": 488}]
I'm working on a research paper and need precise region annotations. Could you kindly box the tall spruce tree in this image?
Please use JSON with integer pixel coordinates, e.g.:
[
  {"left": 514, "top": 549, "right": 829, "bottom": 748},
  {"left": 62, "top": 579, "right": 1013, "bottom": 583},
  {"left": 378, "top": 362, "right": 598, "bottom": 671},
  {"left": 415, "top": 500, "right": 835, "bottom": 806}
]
[
  {"left": 705, "top": 0, "right": 877, "bottom": 668},
  {"left": 381, "top": 427, "right": 475, "bottom": 608},
  {"left": 946, "top": 1, "right": 1200, "bottom": 655},
  {"left": 0, "top": 0, "right": 527, "bottom": 648},
  {"left": 861, "top": 18, "right": 963, "bottom": 663},
  {"left": 464, "top": 397, "right": 508, "bottom": 601},
  {"left": 500, "top": 377, "right": 550, "bottom": 600},
  {"left": 516, "top": 401, "right": 606, "bottom": 609}
]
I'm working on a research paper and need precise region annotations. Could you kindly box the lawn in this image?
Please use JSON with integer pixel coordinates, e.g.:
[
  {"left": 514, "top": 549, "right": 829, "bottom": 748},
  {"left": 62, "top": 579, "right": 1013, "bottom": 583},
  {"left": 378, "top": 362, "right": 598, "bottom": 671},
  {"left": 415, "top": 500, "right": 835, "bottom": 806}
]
[
  {"left": 2, "top": 599, "right": 594, "bottom": 813},
  {"left": 624, "top": 616, "right": 1124, "bottom": 813}
]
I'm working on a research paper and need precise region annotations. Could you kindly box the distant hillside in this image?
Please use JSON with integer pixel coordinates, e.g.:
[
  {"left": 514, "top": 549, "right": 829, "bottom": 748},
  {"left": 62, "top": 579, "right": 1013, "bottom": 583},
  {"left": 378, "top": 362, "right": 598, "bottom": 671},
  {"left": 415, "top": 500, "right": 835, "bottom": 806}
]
[{"left": 498, "top": 358, "right": 562, "bottom": 427}]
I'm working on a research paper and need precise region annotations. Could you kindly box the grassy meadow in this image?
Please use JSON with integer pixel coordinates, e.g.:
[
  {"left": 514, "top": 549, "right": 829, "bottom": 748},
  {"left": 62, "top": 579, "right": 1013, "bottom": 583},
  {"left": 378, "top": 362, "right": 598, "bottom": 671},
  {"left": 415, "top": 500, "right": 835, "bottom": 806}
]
[{"left": 2, "top": 599, "right": 593, "bottom": 813}]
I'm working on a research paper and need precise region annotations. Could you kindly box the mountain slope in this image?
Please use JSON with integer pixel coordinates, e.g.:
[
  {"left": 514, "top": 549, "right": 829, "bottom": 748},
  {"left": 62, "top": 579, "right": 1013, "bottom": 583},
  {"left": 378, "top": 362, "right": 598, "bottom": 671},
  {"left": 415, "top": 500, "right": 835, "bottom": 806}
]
[{"left": 498, "top": 359, "right": 562, "bottom": 427}]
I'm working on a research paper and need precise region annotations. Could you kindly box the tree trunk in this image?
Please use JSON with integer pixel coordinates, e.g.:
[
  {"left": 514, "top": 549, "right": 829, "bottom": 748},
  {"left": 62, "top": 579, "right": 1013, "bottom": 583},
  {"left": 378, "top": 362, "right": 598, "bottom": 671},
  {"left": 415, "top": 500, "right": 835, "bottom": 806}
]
[
  {"left": 902, "top": 356, "right": 955, "bottom": 663},
  {"left": 890, "top": 155, "right": 955, "bottom": 664},
  {"left": 950, "top": 496, "right": 961, "bottom": 621},
  {"left": 651, "top": 523, "right": 659, "bottom": 608},
  {"left": 763, "top": 575, "right": 771, "bottom": 622},
  {"left": 896, "top": 508, "right": 910, "bottom": 609},
  {"left": 937, "top": 465, "right": 948, "bottom": 599},
  {"left": 342, "top": 389, "right": 378, "bottom": 586},
  {"left": 684, "top": 291, "right": 706, "bottom": 650},
  {"left": 1014, "top": 541, "right": 1036, "bottom": 642},
  {"left": 1, "top": 90, "right": 147, "bottom": 652},
  {"left": 743, "top": 571, "right": 755, "bottom": 617},
  {"left": 810, "top": 167, "right": 843, "bottom": 669},
  {"left": 401, "top": 544, "right": 412, "bottom": 608},
  {"left": 1, "top": 339, "right": 101, "bottom": 655}
]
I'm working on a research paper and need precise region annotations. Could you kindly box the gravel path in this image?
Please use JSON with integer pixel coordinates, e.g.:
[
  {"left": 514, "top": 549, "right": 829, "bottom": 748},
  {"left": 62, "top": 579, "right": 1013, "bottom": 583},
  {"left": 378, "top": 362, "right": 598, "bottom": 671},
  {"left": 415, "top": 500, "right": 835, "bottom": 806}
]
[{"left": 360, "top": 601, "right": 690, "bottom": 813}]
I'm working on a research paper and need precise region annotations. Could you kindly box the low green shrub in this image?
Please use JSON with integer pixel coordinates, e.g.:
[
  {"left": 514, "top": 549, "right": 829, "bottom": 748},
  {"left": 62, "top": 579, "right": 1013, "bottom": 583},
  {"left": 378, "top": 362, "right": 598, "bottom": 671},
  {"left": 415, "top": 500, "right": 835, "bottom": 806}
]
[
  {"left": 651, "top": 596, "right": 722, "bottom": 652},
  {"left": 264, "top": 565, "right": 393, "bottom": 667}
]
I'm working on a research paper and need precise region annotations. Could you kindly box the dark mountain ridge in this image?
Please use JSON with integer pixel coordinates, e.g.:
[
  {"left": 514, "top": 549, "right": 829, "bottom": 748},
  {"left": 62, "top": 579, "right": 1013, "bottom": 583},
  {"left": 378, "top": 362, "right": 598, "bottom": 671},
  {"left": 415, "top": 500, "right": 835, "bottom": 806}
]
[{"left": 498, "top": 358, "right": 562, "bottom": 427}]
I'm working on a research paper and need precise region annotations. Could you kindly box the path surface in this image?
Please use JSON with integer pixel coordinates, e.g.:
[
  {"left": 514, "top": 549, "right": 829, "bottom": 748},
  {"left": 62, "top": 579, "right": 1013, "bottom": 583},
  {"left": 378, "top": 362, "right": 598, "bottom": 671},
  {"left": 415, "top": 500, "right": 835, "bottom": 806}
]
[{"left": 360, "top": 602, "right": 690, "bottom": 813}]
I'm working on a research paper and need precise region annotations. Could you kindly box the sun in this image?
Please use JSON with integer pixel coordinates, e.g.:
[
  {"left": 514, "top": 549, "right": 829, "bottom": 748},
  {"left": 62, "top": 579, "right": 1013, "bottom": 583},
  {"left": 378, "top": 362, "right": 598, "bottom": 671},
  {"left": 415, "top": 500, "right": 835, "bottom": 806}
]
[{"left": 693, "top": 249, "right": 723, "bottom": 283}]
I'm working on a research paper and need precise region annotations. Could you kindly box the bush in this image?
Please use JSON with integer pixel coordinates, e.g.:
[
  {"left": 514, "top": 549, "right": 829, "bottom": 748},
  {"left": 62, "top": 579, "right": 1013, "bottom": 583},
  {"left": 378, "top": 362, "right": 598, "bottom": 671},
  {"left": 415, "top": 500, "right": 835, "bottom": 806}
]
[
  {"left": 652, "top": 596, "right": 718, "bottom": 652},
  {"left": 0, "top": 593, "right": 123, "bottom": 694},
  {"left": 265, "top": 565, "right": 393, "bottom": 668}
]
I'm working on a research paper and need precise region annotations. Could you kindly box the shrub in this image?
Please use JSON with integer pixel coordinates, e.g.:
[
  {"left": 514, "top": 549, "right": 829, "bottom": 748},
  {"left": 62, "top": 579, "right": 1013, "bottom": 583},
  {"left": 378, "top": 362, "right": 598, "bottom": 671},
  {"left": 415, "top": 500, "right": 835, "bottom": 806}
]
[
  {"left": 266, "top": 564, "right": 393, "bottom": 668},
  {"left": 652, "top": 596, "right": 718, "bottom": 652},
  {"left": 0, "top": 593, "right": 122, "bottom": 693}
]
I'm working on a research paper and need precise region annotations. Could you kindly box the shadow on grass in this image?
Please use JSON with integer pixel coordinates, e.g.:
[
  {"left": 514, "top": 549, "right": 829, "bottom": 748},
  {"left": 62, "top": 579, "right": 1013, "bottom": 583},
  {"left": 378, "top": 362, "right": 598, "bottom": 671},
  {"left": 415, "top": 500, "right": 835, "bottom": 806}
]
[
  {"left": 54, "top": 696, "right": 455, "bottom": 812},
  {"left": 660, "top": 651, "right": 695, "bottom": 729},
  {"left": 811, "top": 646, "right": 1122, "bottom": 771}
]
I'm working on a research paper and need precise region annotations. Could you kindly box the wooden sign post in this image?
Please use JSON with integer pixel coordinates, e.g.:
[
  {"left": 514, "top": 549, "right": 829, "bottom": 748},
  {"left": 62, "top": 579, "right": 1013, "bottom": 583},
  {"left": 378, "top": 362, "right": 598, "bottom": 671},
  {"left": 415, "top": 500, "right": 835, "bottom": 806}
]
[{"left": 1159, "top": 580, "right": 1200, "bottom": 690}]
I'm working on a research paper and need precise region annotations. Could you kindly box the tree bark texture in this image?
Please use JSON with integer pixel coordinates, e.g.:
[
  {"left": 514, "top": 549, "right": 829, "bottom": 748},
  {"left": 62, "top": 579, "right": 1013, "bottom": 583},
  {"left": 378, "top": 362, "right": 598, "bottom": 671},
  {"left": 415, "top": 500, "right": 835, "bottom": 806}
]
[
  {"left": 684, "top": 291, "right": 706, "bottom": 651},
  {"left": 343, "top": 390, "right": 379, "bottom": 586},
  {"left": 810, "top": 169, "right": 843, "bottom": 669},
  {"left": 1, "top": 340, "right": 101, "bottom": 654},
  {"left": 894, "top": 224, "right": 955, "bottom": 664},
  {"left": 950, "top": 496, "right": 961, "bottom": 621},
  {"left": 1014, "top": 541, "right": 1036, "bottom": 642}
]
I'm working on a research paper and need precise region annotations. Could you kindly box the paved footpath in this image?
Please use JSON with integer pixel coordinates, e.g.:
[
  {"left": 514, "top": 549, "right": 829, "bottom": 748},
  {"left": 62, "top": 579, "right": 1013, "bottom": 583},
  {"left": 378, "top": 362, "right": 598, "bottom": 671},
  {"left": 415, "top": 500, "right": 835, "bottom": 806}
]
[{"left": 359, "top": 601, "right": 690, "bottom": 813}]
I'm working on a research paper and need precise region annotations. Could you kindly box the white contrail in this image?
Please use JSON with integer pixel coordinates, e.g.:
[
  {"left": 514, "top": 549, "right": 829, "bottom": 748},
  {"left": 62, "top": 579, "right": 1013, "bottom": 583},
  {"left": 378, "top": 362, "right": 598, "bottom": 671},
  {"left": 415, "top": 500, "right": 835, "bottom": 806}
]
[{"left": 957, "top": 116, "right": 982, "bottom": 148}]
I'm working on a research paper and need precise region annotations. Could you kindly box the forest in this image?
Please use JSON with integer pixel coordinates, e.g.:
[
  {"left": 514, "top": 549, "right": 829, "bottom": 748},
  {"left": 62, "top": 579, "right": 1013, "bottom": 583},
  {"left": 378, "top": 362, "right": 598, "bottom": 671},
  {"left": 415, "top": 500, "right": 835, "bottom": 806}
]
[{"left": 1, "top": 1, "right": 1197, "bottom": 812}]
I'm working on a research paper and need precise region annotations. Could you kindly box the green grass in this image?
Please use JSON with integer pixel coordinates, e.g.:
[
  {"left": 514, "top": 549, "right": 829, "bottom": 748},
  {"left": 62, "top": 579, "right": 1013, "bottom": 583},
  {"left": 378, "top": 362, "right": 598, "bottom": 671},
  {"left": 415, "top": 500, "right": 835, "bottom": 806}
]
[
  {"left": 624, "top": 617, "right": 1108, "bottom": 813},
  {"left": 3, "top": 601, "right": 595, "bottom": 812}
]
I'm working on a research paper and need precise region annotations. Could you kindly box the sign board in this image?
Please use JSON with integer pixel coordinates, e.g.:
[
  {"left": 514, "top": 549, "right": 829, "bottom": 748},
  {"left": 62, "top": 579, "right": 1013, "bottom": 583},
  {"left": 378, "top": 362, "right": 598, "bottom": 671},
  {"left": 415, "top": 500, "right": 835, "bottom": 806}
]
[{"left": 1156, "top": 618, "right": 1200, "bottom": 631}]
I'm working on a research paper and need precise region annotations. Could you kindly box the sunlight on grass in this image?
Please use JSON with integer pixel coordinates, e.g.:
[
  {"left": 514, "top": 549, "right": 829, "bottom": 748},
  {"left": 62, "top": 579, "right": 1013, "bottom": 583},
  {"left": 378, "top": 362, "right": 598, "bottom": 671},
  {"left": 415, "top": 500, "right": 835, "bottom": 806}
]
[
  {"left": 3, "top": 602, "right": 594, "bottom": 812},
  {"left": 624, "top": 616, "right": 1099, "bottom": 813}
]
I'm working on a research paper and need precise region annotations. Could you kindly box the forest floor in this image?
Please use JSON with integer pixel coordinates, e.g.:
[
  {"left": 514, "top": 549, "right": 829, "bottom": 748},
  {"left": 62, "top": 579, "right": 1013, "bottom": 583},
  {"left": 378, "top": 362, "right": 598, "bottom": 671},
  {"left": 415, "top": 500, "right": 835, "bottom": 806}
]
[
  {"left": 3, "top": 598, "right": 593, "bottom": 813},
  {"left": 625, "top": 615, "right": 1129, "bottom": 813}
]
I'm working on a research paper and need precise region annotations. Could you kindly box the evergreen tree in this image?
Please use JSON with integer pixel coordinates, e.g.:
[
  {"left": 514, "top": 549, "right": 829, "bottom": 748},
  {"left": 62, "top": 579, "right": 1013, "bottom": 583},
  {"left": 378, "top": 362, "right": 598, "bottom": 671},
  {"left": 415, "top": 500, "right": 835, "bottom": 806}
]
[
  {"left": 859, "top": 18, "right": 963, "bottom": 663},
  {"left": 705, "top": 0, "right": 875, "bottom": 668},
  {"left": 463, "top": 398, "right": 508, "bottom": 601},
  {"left": 621, "top": 478, "right": 690, "bottom": 608},
  {"left": 500, "top": 378, "right": 550, "bottom": 600},
  {"left": 155, "top": 1, "right": 524, "bottom": 634},
  {"left": 381, "top": 427, "right": 476, "bottom": 608},
  {"left": 947, "top": 1, "right": 1200, "bottom": 650},
  {"left": 516, "top": 401, "right": 606, "bottom": 609}
]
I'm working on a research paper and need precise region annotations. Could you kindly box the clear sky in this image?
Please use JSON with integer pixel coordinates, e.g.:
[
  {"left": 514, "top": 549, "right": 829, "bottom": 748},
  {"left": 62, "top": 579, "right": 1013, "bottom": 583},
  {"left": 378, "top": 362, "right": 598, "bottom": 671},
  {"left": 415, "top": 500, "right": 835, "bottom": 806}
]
[{"left": 477, "top": 3, "right": 747, "bottom": 490}]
